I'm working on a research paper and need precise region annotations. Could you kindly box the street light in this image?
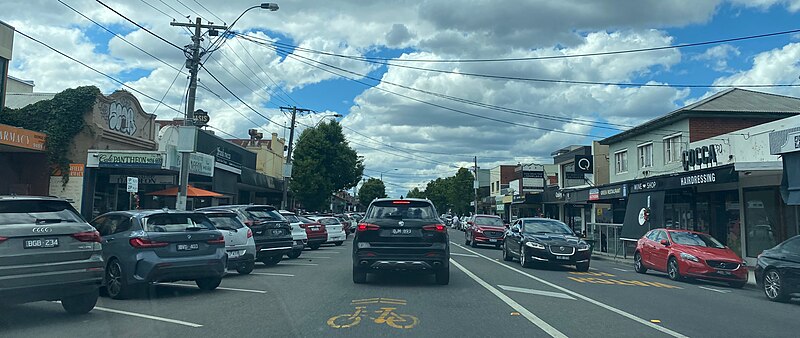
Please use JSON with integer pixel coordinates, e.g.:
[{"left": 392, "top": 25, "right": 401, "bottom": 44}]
[
  {"left": 380, "top": 168, "right": 398, "bottom": 181},
  {"left": 313, "top": 113, "right": 343, "bottom": 127},
  {"left": 210, "top": 3, "right": 279, "bottom": 48}
]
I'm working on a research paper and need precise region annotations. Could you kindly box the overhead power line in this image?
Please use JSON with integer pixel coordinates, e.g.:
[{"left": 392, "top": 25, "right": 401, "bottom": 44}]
[
  {"left": 96, "top": 0, "right": 184, "bottom": 50},
  {"left": 192, "top": 0, "right": 225, "bottom": 24},
  {"left": 200, "top": 64, "right": 285, "bottom": 127}
]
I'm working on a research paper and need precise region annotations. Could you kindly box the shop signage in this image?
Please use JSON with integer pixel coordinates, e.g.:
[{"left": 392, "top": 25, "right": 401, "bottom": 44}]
[
  {"left": 631, "top": 181, "right": 658, "bottom": 192},
  {"left": 599, "top": 185, "right": 627, "bottom": 199},
  {"left": 565, "top": 172, "right": 585, "bottom": 180},
  {"left": 588, "top": 188, "right": 600, "bottom": 201},
  {"left": 512, "top": 194, "right": 525, "bottom": 204},
  {"left": 574, "top": 155, "right": 593, "bottom": 175},
  {"left": 496, "top": 204, "right": 504, "bottom": 211},
  {"left": 214, "top": 146, "right": 242, "bottom": 174},
  {"left": 87, "top": 151, "right": 165, "bottom": 169},
  {"left": 0, "top": 124, "right": 46, "bottom": 151},
  {"left": 682, "top": 145, "right": 718, "bottom": 171},
  {"left": 679, "top": 172, "right": 717, "bottom": 186},
  {"left": 109, "top": 175, "right": 175, "bottom": 185},
  {"left": 175, "top": 152, "right": 215, "bottom": 177},
  {"left": 193, "top": 109, "right": 210, "bottom": 127},
  {"left": 522, "top": 171, "right": 544, "bottom": 178}
]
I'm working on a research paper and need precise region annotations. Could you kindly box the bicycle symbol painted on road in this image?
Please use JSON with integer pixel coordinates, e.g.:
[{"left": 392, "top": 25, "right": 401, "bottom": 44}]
[{"left": 327, "top": 298, "right": 419, "bottom": 329}]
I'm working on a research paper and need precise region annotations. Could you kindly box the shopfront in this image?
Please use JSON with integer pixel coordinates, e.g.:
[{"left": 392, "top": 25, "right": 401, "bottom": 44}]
[{"left": 0, "top": 123, "right": 48, "bottom": 195}]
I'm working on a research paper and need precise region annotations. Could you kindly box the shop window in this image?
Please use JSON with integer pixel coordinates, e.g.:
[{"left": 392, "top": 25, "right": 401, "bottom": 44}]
[
  {"left": 664, "top": 135, "right": 682, "bottom": 164},
  {"left": 638, "top": 143, "right": 653, "bottom": 169},
  {"left": 614, "top": 150, "right": 628, "bottom": 174},
  {"left": 744, "top": 188, "right": 781, "bottom": 257}
]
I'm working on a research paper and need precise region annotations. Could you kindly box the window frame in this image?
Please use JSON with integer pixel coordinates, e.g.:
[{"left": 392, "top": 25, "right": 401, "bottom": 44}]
[
  {"left": 614, "top": 149, "right": 629, "bottom": 174},
  {"left": 637, "top": 142, "right": 654, "bottom": 169},
  {"left": 663, "top": 134, "right": 683, "bottom": 164}
]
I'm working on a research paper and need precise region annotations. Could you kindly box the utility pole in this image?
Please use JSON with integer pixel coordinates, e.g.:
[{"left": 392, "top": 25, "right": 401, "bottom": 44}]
[
  {"left": 171, "top": 18, "right": 226, "bottom": 211},
  {"left": 279, "top": 106, "right": 313, "bottom": 210},
  {"left": 474, "top": 156, "right": 479, "bottom": 215}
]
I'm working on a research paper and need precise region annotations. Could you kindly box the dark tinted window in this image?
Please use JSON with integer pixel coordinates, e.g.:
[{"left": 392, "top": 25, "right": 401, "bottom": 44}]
[
  {"left": 104, "top": 215, "right": 132, "bottom": 235},
  {"left": 780, "top": 236, "right": 800, "bottom": 253},
  {"left": 475, "top": 216, "right": 503, "bottom": 226},
  {"left": 282, "top": 214, "right": 301, "bottom": 223},
  {"left": 0, "top": 200, "right": 84, "bottom": 226},
  {"left": 669, "top": 231, "right": 725, "bottom": 249},
  {"left": 207, "top": 215, "right": 245, "bottom": 230},
  {"left": 246, "top": 207, "right": 284, "bottom": 221},
  {"left": 142, "top": 214, "right": 214, "bottom": 232},
  {"left": 298, "top": 216, "right": 316, "bottom": 224},
  {"left": 366, "top": 200, "right": 437, "bottom": 220},
  {"left": 522, "top": 219, "right": 573, "bottom": 235}
]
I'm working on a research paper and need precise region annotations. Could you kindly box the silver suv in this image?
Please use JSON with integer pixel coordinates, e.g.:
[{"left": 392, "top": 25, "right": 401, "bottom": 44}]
[{"left": 0, "top": 196, "right": 104, "bottom": 314}]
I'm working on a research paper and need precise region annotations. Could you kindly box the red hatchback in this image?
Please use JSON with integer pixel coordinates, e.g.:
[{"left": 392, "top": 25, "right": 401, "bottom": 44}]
[
  {"left": 465, "top": 214, "right": 506, "bottom": 248},
  {"left": 299, "top": 216, "right": 327, "bottom": 250},
  {"left": 634, "top": 228, "right": 747, "bottom": 288}
]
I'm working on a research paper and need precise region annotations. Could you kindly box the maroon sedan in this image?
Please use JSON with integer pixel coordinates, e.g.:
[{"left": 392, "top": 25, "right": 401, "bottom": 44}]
[
  {"left": 465, "top": 214, "right": 506, "bottom": 248},
  {"left": 634, "top": 228, "right": 747, "bottom": 288},
  {"left": 299, "top": 216, "right": 327, "bottom": 250}
]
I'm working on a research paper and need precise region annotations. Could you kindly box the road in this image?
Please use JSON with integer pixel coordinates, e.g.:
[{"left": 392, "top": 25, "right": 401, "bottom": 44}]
[{"left": 2, "top": 228, "right": 799, "bottom": 337}]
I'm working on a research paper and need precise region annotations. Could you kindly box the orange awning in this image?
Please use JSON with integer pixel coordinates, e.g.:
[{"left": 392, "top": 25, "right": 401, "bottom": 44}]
[{"left": 147, "top": 185, "right": 224, "bottom": 198}]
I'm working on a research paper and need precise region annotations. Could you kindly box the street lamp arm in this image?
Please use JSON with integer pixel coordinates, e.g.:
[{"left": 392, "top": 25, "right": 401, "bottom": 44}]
[{"left": 211, "top": 3, "right": 279, "bottom": 51}]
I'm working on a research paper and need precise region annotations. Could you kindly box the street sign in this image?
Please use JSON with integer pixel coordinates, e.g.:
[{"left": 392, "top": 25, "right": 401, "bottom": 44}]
[
  {"left": 283, "top": 163, "right": 293, "bottom": 178},
  {"left": 126, "top": 176, "right": 139, "bottom": 193},
  {"left": 193, "top": 109, "right": 210, "bottom": 126}
]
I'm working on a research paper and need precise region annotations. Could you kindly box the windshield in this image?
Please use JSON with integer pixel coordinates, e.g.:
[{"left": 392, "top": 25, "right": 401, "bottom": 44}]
[
  {"left": 142, "top": 214, "right": 214, "bottom": 232},
  {"left": 206, "top": 215, "right": 244, "bottom": 230},
  {"left": 246, "top": 207, "right": 284, "bottom": 221},
  {"left": 0, "top": 200, "right": 83, "bottom": 226},
  {"left": 475, "top": 217, "right": 504, "bottom": 226},
  {"left": 523, "top": 219, "right": 574, "bottom": 235},
  {"left": 670, "top": 231, "right": 725, "bottom": 249}
]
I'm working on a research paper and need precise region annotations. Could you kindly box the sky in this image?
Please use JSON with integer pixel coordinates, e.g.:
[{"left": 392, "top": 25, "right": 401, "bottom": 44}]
[{"left": 5, "top": 0, "right": 800, "bottom": 197}]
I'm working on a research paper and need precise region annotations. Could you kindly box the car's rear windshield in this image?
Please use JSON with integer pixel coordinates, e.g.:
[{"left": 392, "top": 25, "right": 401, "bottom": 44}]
[
  {"left": 670, "top": 231, "right": 725, "bottom": 249},
  {"left": 206, "top": 215, "right": 245, "bottom": 230},
  {"left": 142, "top": 214, "right": 215, "bottom": 232},
  {"left": 246, "top": 207, "right": 284, "bottom": 221},
  {"left": 366, "top": 200, "right": 437, "bottom": 220},
  {"left": 298, "top": 216, "right": 316, "bottom": 224},
  {"left": 0, "top": 200, "right": 84, "bottom": 226},
  {"left": 282, "top": 214, "right": 301, "bottom": 223},
  {"left": 475, "top": 217, "right": 503, "bottom": 226},
  {"left": 317, "top": 217, "right": 340, "bottom": 225}
]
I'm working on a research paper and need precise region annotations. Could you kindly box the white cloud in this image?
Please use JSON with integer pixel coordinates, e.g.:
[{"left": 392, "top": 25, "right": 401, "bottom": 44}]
[
  {"left": 692, "top": 44, "right": 741, "bottom": 72},
  {"left": 728, "top": 0, "right": 800, "bottom": 12}
]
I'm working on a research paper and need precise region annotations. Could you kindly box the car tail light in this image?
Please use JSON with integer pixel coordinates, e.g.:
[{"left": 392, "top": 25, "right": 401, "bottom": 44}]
[
  {"left": 207, "top": 236, "right": 226, "bottom": 245},
  {"left": 422, "top": 224, "right": 446, "bottom": 232},
  {"left": 246, "top": 228, "right": 253, "bottom": 238},
  {"left": 129, "top": 238, "right": 169, "bottom": 248},
  {"left": 72, "top": 231, "right": 102, "bottom": 243},
  {"left": 357, "top": 223, "right": 380, "bottom": 232},
  {"left": 392, "top": 200, "right": 410, "bottom": 204},
  {"left": 0, "top": 236, "right": 7, "bottom": 243}
]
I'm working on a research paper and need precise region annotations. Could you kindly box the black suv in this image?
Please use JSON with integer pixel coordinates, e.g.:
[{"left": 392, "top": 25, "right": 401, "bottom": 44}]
[
  {"left": 352, "top": 198, "right": 450, "bottom": 285},
  {"left": 197, "top": 205, "right": 292, "bottom": 266}
]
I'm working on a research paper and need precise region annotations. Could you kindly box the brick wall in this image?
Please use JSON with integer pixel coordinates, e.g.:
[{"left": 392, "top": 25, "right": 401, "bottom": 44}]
[
  {"left": 689, "top": 117, "right": 781, "bottom": 142},
  {"left": 500, "top": 165, "right": 516, "bottom": 184}
]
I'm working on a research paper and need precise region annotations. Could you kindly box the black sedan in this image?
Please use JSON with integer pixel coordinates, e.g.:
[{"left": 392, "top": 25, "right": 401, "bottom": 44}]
[
  {"left": 755, "top": 235, "right": 800, "bottom": 302},
  {"left": 502, "top": 218, "right": 591, "bottom": 272}
]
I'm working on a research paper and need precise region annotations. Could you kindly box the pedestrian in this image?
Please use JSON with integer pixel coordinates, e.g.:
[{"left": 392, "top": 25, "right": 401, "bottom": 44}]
[{"left": 601, "top": 233, "right": 608, "bottom": 253}]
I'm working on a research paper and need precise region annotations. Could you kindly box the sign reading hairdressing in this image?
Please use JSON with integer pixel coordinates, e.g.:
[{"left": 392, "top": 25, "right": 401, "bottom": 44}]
[{"left": 87, "top": 150, "right": 165, "bottom": 169}]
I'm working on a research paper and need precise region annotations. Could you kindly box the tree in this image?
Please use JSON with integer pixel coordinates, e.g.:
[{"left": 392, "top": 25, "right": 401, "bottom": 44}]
[
  {"left": 290, "top": 121, "right": 364, "bottom": 211},
  {"left": 406, "top": 187, "right": 425, "bottom": 199},
  {"left": 425, "top": 177, "right": 452, "bottom": 213},
  {"left": 358, "top": 178, "right": 386, "bottom": 205},
  {"left": 447, "top": 168, "right": 475, "bottom": 215}
]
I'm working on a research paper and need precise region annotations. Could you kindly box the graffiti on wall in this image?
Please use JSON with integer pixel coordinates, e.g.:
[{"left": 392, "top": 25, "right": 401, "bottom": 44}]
[{"left": 107, "top": 100, "right": 137, "bottom": 136}]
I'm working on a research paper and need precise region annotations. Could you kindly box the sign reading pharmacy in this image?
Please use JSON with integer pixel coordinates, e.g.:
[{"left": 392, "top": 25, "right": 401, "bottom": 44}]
[{"left": 87, "top": 150, "right": 165, "bottom": 169}]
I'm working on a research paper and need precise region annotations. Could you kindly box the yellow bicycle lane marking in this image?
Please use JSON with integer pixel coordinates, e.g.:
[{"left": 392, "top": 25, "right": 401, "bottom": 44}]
[
  {"left": 567, "top": 271, "right": 683, "bottom": 289},
  {"left": 327, "top": 298, "right": 419, "bottom": 329}
]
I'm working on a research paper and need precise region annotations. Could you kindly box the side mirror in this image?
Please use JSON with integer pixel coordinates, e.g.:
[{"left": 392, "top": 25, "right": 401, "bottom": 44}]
[
  {"left": 504, "top": 223, "right": 510, "bottom": 228},
  {"left": 660, "top": 239, "right": 670, "bottom": 246},
  {"left": 511, "top": 227, "right": 519, "bottom": 233}
]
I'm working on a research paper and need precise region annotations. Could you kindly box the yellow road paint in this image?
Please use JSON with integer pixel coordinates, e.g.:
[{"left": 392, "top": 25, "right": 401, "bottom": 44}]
[
  {"left": 569, "top": 271, "right": 616, "bottom": 277},
  {"left": 568, "top": 277, "right": 682, "bottom": 289},
  {"left": 651, "top": 320, "right": 662, "bottom": 323},
  {"left": 329, "top": 300, "right": 418, "bottom": 330}
]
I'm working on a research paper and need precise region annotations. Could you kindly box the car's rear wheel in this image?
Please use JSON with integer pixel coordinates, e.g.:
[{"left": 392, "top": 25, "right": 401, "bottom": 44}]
[
  {"left": 353, "top": 269, "right": 367, "bottom": 284},
  {"left": 261, "top": 255, "right": 282, "bottom": 266},
  {"left": 196, "top": 277, "right": 222, "bottom": 291},
  {"left": 576, "top": 261, "right": 590, "bottom": 272},
  {"left": 335, "top": 241, "right": 344, "bottom": 246},
  {"left": 435, "top": 266, "right": 450, "bottom": 285},
  {"left": 520, "top": 247, "right": 532, "bottom": 268},
  {"left": 309, "top": 243, "right": 321, "bottom": 250},
  {"left": 287, "top": 250, "right": 302, "bottom": 259},
  {"left": 764, "top": 269, "right": 789, "bottom": 302},
  {"left": 667, "top": 257, "right": 683, "bottom": 281},
  {"left": 236, "top": 261, "right": 255, "bottom": 275},
  {"left": 502, "top": 243, "right": 513, "bottom": 261},
  {"left": 61, "top": 289, "right": 98, "bottom": 314},
  {"left": 634, "top": 252, "right": 648, "bottom": 274},
  {"left": 105, "top": 259, "right": 134, "bottom": 300}
]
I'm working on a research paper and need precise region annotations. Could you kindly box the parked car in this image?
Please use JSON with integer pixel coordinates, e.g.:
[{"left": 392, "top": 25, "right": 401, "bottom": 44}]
[
  {"left": 634, "top": 228, "right": 747, "bottom": 288},
  {"left": 279, "top": 210, "right": 309, "bottom": 259},
  {"left": 307, "top": 216, "right": 346, "bottom": 246},
  {"left": 298, "top": 216, "right": 327, "bottom": 250},
  {"left": 0, "top": 196, "right": 104, "bottom": 314},
  {"left": 465, "top": 214, "right": 506, "bottom": 248},
  {"left": 503, "top": 218, "right": 591, "bottom": 272},
  {"left": 335, "top": 214, "right": 354, "bottom": 235},
  {"left": 756, "top": 235, "right": 800, "bottom": 301},
  {"left": 89, "top": 210, "right": 227, "bottom": 299},
  {"left": 197, "top": 205, "right": 293, "bottom": 266},
  {"left": 353, "top": 198, "right": 449, "bottom": 284},
  {"left": 199, "top": 210, "right": 256, "bottom": 274}
]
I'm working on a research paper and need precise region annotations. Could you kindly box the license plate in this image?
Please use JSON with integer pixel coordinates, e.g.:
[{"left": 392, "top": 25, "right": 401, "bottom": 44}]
[
  {"left": 717, "top": 270, "right": 732, "bottom": 275},
  {"left": 177, "top": 243, "right": 199, "bottom": 251},
  {"left": 310, "top": 227, "right": 319, "bottom": 231},
  {"left": 228, "top": 250, "right": 241, "bottom": 258},
  {"left": 555, "top": 256, "right": 570, "bottom": 260},
  {"left": 392, "top": 229, "right": 413, "bottom": 235},
  {"left": 24, "top": 238, "right": 59, "bottom": 249},
  {"left": 271, "top": 229, "right": 284, "bottom": 236},
  {"left": 489, "top": 239, "right": 497, "bottom": 243}
]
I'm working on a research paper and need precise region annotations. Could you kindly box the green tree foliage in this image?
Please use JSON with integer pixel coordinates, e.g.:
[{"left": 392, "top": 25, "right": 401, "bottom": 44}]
[
  {"left": 0, "top": 86, "right": 100, "bottom": 184},
  {"left": 425, "top": 177, "right": 452, "bottom": 213},
  {"left": 290, "top": 121, "right": 364, "bottom": 211},
  {"left": 406, "top": 187, "right": 425, "bottom": 199},
  {"left": 358, "top": 178, "right": 386, "bottom": 206},
  {"left": 448, "top": 168, "right": 475, "bottom": 215}
]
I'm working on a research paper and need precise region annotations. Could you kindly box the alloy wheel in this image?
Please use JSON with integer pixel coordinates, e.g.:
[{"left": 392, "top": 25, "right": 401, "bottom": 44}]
[
  {"left": 107, "top": 261, "right": 122, "bottom": 297},
  {"left": 765, "top": 270, "right": 782, "bottom": 299},
  {"left": 668, "top": 259, "right": 679, "bottom": 280}
]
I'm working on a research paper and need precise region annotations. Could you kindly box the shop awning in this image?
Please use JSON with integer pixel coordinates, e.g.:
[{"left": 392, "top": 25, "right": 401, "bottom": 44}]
[
  {"left": 147, "top": 185, "right": 224, "bottom": 197},
  {"left": 781, "top": 152, "right": 800, "bottom": 205}
]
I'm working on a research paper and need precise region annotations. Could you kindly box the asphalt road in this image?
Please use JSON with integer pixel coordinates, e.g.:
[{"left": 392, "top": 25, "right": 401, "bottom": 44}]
[{"left": 2, "top": 228, "right": 800, "bottom": 337}]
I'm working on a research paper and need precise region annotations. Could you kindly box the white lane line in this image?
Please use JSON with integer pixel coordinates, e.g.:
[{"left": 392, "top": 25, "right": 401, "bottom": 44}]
[
  {"left": 589, "top": 267, "right": 599, "bottom": 271},
  {"left": 156, "top": 282, "right": 267, "bottom": 294},
  {"left": 497, "top": 285, "right": 576, "bottom": 300},
  {"left": 251, "top": 272, "right": 295, "bottom": 277},
  {"left": 451, "top": 242, "right": 689, "bottom": 338},
  {"left": 278, "top": 262, "right": 319, "bottom": 266},
  {"left": 312, "top": 251, "right": 340, "bottom": 254},
  {"left": 698, "top": 286, "right": 731, "bottom": 294},
  {"left": 450, "top": 259, "right": 567, "bottom": 338},
  {"left": 450, "top": 252, "right": 479, "bottom": 258},
  {"left": 53, "top": 302, "right": 203, "bottom": 327},
  {"left": 613, "top": 268, "right": 631, "bottom": 272},
  {"left": 300, "top": 256, "right": 332, "bottom": 259}
]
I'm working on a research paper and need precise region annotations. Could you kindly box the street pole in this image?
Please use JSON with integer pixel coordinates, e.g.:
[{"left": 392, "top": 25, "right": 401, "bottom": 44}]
[
  {"left": 279, "top": 106, "right": 314, "bottom": 210},
  {"left": 474, "top": 156, "right": 478, "bottom": 215},
  {"left": 171, "top": 18, "right": 227, "bottom": 211}
]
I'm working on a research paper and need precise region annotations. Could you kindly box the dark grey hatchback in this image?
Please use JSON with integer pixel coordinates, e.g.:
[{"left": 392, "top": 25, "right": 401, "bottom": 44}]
[
  {"left": 90, "top": 210, "right": 227, "bottom": 299},
  {"left": 0, "top": 196, "right": 104, "bottom": 314}
]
